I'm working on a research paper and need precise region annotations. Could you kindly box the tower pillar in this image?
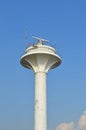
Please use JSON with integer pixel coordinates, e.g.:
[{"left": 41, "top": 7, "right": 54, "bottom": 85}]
[{"left": 35, "top": 72, "right": 47, "bottom": 130}]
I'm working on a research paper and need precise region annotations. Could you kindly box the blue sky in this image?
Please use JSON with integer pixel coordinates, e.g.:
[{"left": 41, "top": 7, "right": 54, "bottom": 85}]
[{"left": 0, "top": 0, "right": 86, "bottom": 130}]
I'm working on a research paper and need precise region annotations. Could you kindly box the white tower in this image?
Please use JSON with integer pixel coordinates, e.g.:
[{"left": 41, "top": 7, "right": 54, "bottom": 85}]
[{"left": 20, "top": 37, "right": 61, "bottom": 130}]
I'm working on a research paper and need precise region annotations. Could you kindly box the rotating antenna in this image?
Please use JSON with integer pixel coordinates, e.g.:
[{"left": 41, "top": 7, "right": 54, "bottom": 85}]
[{"left": 32, "top": 36, "right": 49, "bottom": 45}]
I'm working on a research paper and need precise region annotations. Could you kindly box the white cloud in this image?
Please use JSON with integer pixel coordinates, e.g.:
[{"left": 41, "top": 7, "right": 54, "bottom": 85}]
[
  {"left": 56, "top": 111, "right": 86, "bottom": 130},
  {"left": 78, "top": 111, "right": 86, "bottom": 128},
  {"left": 56, "top": 122, "right": 74, "bottom": 130}
]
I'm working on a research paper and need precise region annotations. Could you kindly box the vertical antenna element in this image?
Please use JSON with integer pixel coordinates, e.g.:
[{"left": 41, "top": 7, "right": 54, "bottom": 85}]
[
  {"left": 25, "top": 27, "right": 29, "bottom": 43},
  {"left": 25, "top": 27, "right": 29, "bottom": 48}
]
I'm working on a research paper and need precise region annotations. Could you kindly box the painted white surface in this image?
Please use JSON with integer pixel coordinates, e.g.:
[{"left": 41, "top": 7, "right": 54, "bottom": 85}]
[{"left": 34, "top": 72, "right": 47, "bottom": 130}]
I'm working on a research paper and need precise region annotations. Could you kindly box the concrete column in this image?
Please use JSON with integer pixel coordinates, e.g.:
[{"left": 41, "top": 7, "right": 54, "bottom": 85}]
[{"left": 34, "top": 72, "right": 47, "bottom": 130}]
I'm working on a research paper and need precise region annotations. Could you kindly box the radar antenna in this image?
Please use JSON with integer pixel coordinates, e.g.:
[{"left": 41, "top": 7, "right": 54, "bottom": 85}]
[{"left": 32, "top": 36, "right": 49, "bottom": 45}]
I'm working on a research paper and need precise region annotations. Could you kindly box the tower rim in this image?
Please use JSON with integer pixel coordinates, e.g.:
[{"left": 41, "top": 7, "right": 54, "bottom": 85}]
[{"left": 20, "top": 52, "right": 61, "bottom": 73}]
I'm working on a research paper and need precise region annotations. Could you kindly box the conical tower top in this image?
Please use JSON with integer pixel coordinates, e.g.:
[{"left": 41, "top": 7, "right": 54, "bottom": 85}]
[{"left": 20, "top": 36, "right": 61, "bottom": 73}]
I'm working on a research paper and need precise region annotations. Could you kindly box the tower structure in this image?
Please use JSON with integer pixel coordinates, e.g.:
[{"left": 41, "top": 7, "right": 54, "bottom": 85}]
[{"left": 20, "top": 37, "right": 61, "bottom": 130}]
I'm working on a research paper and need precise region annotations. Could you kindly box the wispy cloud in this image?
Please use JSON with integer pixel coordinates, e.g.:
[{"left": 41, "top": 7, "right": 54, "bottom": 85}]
[{"left": 56, "top": 111, "right": 86, "bottom": 130}]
